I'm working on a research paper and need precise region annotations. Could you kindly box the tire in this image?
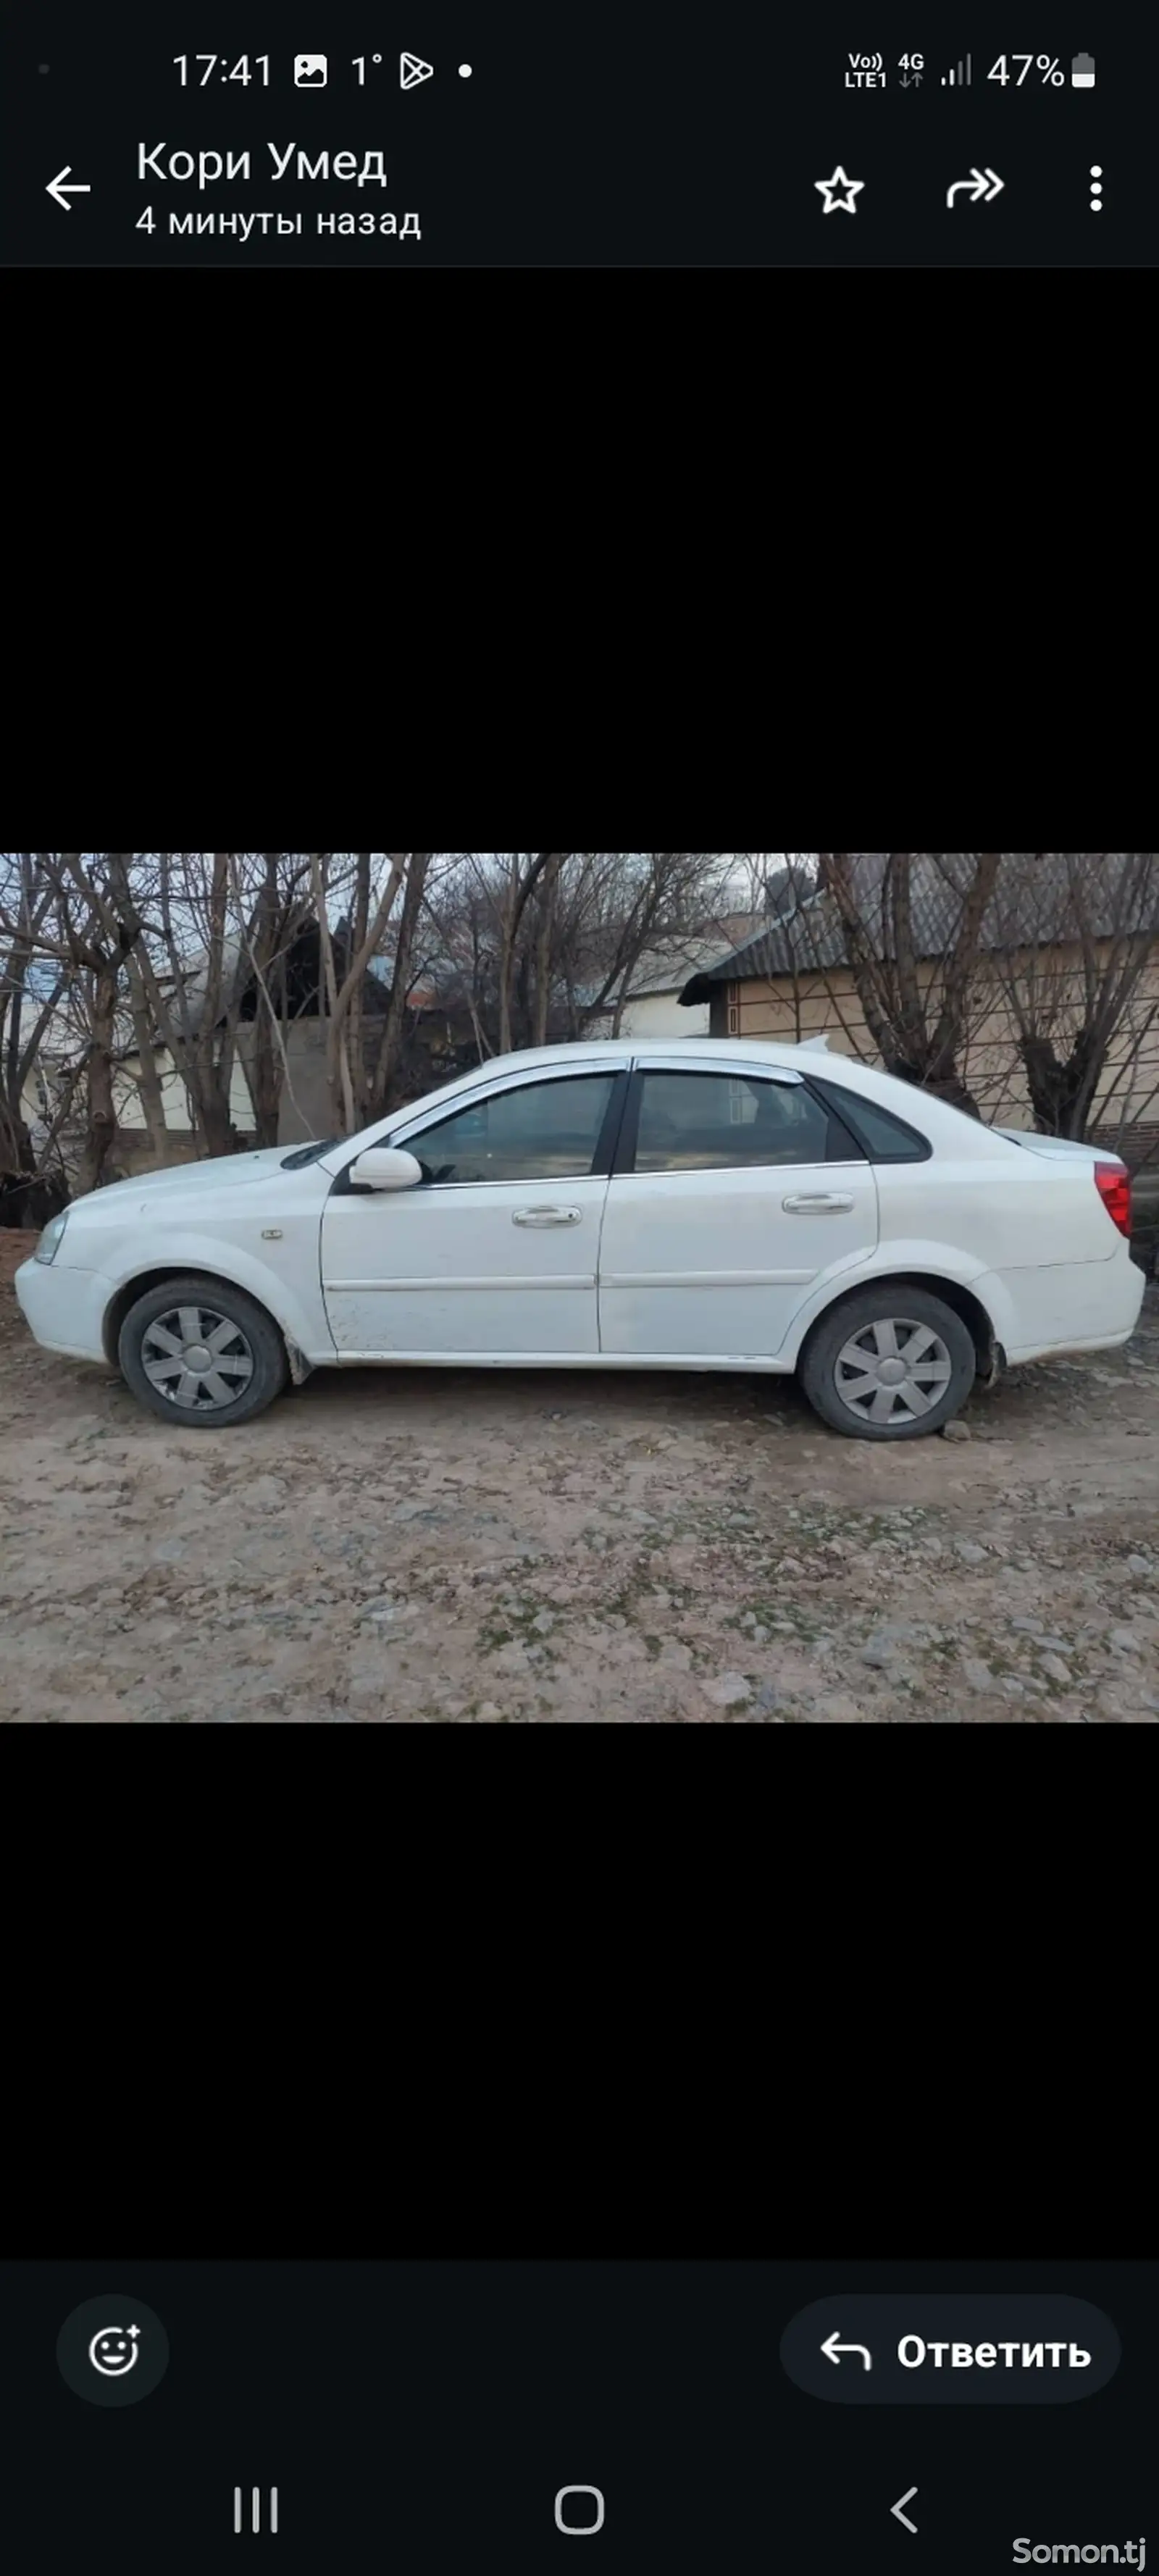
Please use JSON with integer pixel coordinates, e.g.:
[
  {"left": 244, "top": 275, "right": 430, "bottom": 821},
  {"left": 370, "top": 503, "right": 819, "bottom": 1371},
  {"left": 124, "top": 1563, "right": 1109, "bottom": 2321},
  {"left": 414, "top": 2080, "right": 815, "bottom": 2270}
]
[
  {"left": 798, "top": 1285, "right": 976, "bottom": 1441},
  {"left": 117, "top": 1275, "right": 289, "bottom": 1428}
]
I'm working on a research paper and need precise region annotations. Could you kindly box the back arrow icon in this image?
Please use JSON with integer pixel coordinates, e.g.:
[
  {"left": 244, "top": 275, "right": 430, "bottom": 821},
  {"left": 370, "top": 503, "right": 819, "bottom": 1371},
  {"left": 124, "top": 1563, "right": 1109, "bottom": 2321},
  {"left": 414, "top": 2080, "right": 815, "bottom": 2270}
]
[
  {"left": 46, "top": 166, "right": 91, "bottom": 209},
  {"left": 946, "top": 165, "right": 1004, "bottom": 204},
  {"left": 821, "top": 2330, "right": 873, "bottom": 2370},
  {"left": 891, "top": 2488, "right": 919, "bottom": 2533}
]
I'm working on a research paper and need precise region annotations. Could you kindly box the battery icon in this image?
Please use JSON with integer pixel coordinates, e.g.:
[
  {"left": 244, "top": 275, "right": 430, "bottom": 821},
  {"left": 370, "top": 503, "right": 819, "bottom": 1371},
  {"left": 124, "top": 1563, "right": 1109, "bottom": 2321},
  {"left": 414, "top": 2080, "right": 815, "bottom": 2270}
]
[{"left": 1071, "top": 51, "right": 1095, "bottom": 85}]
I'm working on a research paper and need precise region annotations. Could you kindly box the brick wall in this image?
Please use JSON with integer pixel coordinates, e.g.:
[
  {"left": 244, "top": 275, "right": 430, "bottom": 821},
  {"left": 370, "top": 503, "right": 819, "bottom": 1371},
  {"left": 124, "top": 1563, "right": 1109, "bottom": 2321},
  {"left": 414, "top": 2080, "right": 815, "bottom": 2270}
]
[{"left": 1089, "top": 1125, "right": 1159, "bottom": 1174}]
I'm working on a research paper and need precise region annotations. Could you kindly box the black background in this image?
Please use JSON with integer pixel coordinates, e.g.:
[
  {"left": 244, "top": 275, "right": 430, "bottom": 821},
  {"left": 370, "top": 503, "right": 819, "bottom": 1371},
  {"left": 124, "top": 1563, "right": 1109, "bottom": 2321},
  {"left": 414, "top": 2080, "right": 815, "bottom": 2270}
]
[
  {"left": 1, "top": 2260, "right": 1152, "bottom": 2570},
  {"left": 1, "top": 1, "right": 1154, "bottom": 262}
]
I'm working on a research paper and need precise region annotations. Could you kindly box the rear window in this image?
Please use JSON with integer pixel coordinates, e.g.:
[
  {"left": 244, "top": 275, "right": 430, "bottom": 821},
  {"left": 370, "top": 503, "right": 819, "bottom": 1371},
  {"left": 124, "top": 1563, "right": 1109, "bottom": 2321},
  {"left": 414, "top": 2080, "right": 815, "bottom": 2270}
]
[
  {"left": 630, "top": 1070, "right": 863, "bottom": 1173},
  {"left": 807, "top": 1078, "right": 932, "bottom": 1163}
]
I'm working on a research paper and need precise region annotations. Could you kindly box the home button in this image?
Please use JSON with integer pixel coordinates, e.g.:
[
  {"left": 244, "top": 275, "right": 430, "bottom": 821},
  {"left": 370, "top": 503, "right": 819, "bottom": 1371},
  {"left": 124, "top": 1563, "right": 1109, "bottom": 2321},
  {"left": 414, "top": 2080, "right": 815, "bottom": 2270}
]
[{"left": 555, "top": 2487, "right": 606, "bottom": 2534}]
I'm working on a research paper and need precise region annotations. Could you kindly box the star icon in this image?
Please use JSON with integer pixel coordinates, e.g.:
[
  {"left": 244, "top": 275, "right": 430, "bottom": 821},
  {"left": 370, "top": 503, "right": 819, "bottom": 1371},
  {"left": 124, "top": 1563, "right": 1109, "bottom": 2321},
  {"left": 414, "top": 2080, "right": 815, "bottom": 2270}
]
[{"left": 815, "top": 163, "right": 864, "bottom": 213}]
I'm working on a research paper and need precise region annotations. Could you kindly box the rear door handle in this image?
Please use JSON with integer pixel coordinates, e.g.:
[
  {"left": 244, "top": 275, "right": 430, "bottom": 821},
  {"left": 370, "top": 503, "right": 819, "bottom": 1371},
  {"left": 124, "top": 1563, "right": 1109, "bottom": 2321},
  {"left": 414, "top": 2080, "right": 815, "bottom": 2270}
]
[
  {"left": 782, "top": 1192, "right": 856, "bottom": 1213},
  {"left": 512, "top": 1206, "right": 582, "bottom": 1226}
]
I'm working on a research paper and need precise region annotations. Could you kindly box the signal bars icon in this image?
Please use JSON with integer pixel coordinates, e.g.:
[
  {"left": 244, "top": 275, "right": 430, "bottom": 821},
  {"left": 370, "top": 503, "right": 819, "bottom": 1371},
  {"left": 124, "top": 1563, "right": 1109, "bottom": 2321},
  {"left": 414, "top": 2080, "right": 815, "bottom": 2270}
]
[
  {"left": 942, "top": 52, "right": 971, "bottom": 82},
  {"left": 235, "top": 2489, "right": 278, "bottom": 2534}
]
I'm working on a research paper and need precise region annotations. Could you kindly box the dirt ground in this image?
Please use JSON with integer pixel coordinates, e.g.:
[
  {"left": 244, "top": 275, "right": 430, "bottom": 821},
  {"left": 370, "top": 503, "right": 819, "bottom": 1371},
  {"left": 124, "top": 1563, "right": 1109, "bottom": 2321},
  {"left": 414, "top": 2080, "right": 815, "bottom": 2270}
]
[{"left": 1, "top": 1226, "right": 1157, "bottom": 1722}]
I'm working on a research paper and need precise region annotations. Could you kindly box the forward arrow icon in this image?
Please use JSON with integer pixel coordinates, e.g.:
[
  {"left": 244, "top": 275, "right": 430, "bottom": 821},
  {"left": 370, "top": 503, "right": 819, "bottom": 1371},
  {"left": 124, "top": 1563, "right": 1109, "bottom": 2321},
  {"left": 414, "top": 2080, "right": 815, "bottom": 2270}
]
[{"left": 946, "top": 165, "right": 1004, "bottom": 204}]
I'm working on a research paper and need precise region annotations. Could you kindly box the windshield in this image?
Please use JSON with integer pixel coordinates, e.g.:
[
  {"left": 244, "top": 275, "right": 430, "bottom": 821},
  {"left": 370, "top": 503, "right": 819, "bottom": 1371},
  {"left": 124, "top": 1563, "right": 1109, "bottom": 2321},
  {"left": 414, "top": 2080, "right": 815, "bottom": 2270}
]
[{"left": 280, "top": 1138, "right": 338, "bottom": 1169}]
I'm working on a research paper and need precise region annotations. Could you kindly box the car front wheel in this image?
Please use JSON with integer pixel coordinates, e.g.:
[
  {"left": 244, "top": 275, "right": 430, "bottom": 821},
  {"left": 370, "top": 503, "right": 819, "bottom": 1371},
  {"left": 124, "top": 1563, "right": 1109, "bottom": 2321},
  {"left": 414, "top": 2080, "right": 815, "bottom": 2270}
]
[
  {"left": 117, "top": 1276, "right": 289, "bottom": 1427},
  {"left": 798, "top": 1287, "right": 976, "bottom": 1440}
]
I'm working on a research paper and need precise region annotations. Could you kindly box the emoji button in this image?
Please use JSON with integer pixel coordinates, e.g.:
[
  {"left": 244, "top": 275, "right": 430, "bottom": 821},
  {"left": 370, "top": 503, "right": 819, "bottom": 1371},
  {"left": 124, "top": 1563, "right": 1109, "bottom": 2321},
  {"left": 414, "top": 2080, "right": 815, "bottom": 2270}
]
[
  {"left": 57, "top": 2297, "right": 169, "bottom": 2406},
  {"left": 89, "top": 2324, "right": 141, "bottom": 2376}
]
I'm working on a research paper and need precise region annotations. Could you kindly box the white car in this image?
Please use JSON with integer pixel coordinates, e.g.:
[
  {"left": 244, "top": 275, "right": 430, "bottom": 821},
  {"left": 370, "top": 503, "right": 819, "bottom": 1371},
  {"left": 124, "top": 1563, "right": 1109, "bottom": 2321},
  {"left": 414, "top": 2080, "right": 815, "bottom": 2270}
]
[{"left": 14, "top": 1038, "right": 1146, "bottom": 1442}]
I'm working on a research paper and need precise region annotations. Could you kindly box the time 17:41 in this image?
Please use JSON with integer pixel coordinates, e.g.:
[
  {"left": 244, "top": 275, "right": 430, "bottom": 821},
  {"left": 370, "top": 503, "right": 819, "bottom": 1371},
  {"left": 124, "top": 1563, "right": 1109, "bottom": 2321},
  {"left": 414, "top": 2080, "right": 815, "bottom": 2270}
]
[{"left": 173, "top": 55, "right": 271, "bottom": 82}]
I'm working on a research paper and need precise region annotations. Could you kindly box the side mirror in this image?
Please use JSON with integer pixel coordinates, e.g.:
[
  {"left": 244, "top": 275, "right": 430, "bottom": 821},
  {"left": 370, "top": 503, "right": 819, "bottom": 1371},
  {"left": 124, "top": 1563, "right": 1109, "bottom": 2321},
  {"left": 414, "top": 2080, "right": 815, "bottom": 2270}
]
[{"left": 348, "top": 1146, "right": 424, "bottom": 1192}]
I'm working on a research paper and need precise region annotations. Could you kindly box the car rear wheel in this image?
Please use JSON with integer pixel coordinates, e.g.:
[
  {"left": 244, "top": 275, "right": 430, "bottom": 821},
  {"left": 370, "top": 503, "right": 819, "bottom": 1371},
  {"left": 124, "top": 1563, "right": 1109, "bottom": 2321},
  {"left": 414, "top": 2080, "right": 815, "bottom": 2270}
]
[
  {"left": 798, "top": 1287, "right": 976, "bottom": 1440},
  {"left": 118, "top": 1277, "right": 288, "bottom": 1427}
]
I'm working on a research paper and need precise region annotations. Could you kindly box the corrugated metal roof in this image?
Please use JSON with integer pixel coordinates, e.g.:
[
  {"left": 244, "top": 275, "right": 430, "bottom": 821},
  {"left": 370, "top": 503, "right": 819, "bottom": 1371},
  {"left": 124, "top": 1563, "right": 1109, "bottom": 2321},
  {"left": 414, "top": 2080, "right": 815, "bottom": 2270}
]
[
  {"left": 576, "top": 910, "right": 784, "bottom": 1012},
  {"left": 681, "top": 854, "right": 1159, "bottom": 997}
]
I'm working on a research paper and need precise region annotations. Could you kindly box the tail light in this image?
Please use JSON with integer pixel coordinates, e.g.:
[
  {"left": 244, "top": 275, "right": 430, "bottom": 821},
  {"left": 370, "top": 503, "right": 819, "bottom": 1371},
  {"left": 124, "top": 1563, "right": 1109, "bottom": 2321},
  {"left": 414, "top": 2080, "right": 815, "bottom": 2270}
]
[{"left": 1094, "top": 1161, "right": 1132, "bottom": 1238}]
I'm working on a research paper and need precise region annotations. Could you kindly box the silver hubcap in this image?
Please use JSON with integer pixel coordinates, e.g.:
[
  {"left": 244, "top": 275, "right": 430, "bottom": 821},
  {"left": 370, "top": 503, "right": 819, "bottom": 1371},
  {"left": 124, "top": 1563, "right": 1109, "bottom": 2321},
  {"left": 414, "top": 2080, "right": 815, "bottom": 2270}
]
[
  {"left": 141, "top": 1304, "right": 255, "bottom": 1410},
  {"left": 834, "top": 1316, "right": 954, "bottom": 1426}
]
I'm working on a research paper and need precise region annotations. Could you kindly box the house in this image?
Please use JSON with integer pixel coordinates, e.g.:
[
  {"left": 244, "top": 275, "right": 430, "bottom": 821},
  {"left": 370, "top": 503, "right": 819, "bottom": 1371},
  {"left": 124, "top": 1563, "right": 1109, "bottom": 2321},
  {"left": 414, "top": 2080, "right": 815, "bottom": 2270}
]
[
  {"left": 17, "top": 1004, "right": 78, "bottom": 1138},
  {"left": 104, "top": 920, "right": 389, "bottom": 1152},
  {"left": 106, "top": 912, "right": 480, "bottom": 1159},
  {"left": 585, "top": 888, "right": 796, "bottom": 1041},
  {"left": 679, "top": 853, "right": 1159, "bottom": 1164}
]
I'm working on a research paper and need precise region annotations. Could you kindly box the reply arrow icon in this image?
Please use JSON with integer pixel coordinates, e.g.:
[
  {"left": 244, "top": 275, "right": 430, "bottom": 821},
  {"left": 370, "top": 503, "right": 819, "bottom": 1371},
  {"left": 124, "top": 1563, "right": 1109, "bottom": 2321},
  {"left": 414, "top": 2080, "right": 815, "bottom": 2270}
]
[
  {"left": 46, "top": 166, "right": 91, "bottom": 209},
  {"left": 821, "top": 2330, "right": 873, "bottom": 2370}
]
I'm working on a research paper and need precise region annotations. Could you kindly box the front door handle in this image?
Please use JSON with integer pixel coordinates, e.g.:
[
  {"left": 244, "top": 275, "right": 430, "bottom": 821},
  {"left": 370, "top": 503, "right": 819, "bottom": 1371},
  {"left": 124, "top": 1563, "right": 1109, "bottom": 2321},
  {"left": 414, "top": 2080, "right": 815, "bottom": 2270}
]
[
  {"left": 782, "top": 1192, "right": 856, "bottom": 1213},
  {"left": 512, "top": 1206, "right": 582, "bottom": 1227}
]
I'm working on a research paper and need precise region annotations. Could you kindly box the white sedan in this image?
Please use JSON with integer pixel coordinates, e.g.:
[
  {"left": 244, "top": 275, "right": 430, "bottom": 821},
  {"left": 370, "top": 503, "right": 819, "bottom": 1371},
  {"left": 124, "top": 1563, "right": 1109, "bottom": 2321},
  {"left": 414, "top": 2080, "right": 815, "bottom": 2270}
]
[{"left": 14, "top": 1038, "right": 1146, "bottom": 1442}]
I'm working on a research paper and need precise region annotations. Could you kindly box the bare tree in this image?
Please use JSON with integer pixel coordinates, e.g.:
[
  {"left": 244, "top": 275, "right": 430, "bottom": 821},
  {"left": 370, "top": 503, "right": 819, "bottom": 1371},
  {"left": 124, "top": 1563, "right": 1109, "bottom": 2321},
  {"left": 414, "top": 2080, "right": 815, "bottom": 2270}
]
[
  {"left": 984, "top": 854, "right": 1159, "bottom": 1140},
  {"left": 421, "top": 853, "right": 738, "bottom": 1056},
  {"left": 726, "top": 853, "right": 811, "bottom": 917},
  {"left": 1, "top": 852, "right": 445, "bottom": 1203},
  {"left": 361, "top": 852, "right": 432, "bottom": 1120},
  {"left": 143, "top": 850, "right": 246, "bottom": 1156},
  {"left": 49, "top": 850, "right": 321, "bottom": 1164},
  {"left": 583, "top": 854, "right": 737, "bottom": 1037},
  {"left": 488, "top": 855, "right": 569, "bottom": 1053},
  {"left": 226, "top": 852, "right": 316, "bottom": 1147},
  {"left": 530, "top": 852, "right": 566, "bottom": 1047},
  {"left": 0, "top": 853, "right": 73, "bottom": 1213},
  {"left": 27, "top": 852, "right": 144, "bottom": 1195},
  {"left": 101, "top": 850, "right": 312, "bottom": 1155},
  {"left": 308, "top": 852, "right": 436, "bottom": 1134},
  {"left": 120, "top": 945, "right": 171, "bottom": 1163},
  {"left": 814, "top": 853, "right": 1003, "bottom": 1116}
]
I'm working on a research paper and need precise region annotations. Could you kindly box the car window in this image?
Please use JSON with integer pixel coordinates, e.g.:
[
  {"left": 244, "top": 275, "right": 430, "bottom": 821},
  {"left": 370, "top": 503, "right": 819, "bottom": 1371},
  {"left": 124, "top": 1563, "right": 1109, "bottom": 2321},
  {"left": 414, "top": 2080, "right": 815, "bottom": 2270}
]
[
  {"left": 632, "top": 1071, "right": 853, "bottom": 1173},
  {"left": 808, "top": 1077, "right": 932, "bottom": 1163},
  {"left": 406, "top": 1074, "right": 617, "bottom": 1185}
]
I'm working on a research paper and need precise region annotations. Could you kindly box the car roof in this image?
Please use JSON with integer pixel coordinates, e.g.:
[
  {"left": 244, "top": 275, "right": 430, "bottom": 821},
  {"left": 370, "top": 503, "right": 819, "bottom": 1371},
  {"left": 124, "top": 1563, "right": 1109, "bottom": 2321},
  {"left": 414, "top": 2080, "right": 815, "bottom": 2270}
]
[
  {"left": 316, "top": 1037, "right": 839, "bottom": 1169},
  {"left": 317, "top": 1032, "right": 1019, "bottom": 1168},
  {"left": 448, "top": 1037, "right": 827, "bottom": 1074}
]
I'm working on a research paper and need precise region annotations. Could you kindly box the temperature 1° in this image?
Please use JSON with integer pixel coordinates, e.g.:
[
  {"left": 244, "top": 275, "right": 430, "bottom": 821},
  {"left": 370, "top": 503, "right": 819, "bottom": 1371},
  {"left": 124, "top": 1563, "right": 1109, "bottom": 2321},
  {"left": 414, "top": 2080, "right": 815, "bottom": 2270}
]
[{"left": 352, "top": 54, "right": 384, "bottom": 80}]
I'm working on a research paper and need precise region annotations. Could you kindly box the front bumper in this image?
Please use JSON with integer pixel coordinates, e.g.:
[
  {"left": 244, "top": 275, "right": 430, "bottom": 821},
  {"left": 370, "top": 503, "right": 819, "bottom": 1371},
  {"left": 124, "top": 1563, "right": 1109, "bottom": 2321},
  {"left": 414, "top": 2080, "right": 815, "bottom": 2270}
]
[{"left": 14, "top": 1257, "right": 112, "bottom": 1363}]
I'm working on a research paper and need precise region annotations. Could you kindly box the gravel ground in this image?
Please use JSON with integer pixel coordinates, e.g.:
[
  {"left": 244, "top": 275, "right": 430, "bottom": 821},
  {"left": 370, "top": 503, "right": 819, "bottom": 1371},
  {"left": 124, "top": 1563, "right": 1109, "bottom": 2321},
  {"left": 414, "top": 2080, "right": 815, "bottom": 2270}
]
[{"left": 1, "top": 1226, "right": 1157, "bottom": 1723}]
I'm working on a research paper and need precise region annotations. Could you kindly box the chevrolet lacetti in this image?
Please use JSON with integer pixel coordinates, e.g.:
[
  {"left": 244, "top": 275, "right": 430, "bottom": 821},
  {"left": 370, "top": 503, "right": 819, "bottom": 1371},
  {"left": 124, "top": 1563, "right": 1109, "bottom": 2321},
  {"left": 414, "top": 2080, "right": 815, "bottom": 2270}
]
[{"left": 14, "top": 1038, "right": 1146, "bottom": 1442}]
